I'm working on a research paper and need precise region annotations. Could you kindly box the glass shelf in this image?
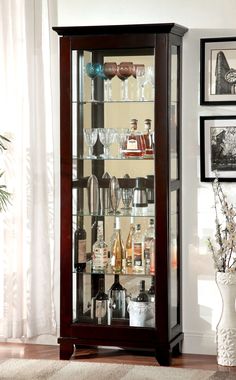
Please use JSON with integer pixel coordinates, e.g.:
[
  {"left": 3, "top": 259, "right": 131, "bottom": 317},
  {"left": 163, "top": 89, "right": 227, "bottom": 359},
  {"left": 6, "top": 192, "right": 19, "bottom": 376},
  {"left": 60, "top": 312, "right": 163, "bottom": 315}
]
[
  {"left": 73, "top": 100, "right": 155, "bottom": 105},
  {"left": 73, "top": 211, "right": 155, "bottom": 218},
  {"left": 73, "top": 263, "right": 154, "bottom": 277},
  {"left": 73, "top": 156, "right": 154, "bottom": 161}
]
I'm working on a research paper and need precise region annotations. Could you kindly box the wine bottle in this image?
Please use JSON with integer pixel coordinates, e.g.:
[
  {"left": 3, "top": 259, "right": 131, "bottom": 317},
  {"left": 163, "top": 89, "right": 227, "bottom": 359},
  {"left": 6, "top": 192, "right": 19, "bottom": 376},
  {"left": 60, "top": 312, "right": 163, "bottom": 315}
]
[
  {"left": 108, "top": 274, "right": 127, "bottom": 319},
  {"left": 74, "top": 216, "right": 87, "bottom": 272},
  {"left": 148, "top": 276, "right": 155, "bottom": 302},
  {"left": 132, "top": 223, "right": 144, "bottom": 273},
  {"left": 125, "top": 217, "right": 135, "bottom": 267},
  {"left": 144, "top": 218, "right": 155, "bottom": 274},
  {"left": 92, "top": 221, "right": 108, "bottom": 273},
  {"left": 110, "top": 217, "right": 125, "bottom": 273},
  {"left": 136, "top": 280, "right": 148, "bottom": 302},
  {"left": 93, "top": 277, "right": 108, "bottom": 325}
]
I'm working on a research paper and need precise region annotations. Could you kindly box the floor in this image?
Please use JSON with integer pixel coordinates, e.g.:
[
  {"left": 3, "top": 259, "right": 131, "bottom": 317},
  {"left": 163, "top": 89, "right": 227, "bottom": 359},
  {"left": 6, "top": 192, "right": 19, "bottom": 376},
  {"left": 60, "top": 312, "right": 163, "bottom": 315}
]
[{"left": 0, "top": 343, "right": 236, "bottom": 374}]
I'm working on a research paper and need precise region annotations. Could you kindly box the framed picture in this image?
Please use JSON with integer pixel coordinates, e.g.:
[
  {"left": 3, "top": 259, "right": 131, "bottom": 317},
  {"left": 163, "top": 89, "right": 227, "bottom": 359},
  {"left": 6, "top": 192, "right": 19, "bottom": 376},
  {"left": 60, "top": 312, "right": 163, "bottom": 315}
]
[
  {"left": 200, "top": 116, "right": 236, "bottom": 181},
  {"left": 200, "top": 38, "right": 236, "bottom": 105}
]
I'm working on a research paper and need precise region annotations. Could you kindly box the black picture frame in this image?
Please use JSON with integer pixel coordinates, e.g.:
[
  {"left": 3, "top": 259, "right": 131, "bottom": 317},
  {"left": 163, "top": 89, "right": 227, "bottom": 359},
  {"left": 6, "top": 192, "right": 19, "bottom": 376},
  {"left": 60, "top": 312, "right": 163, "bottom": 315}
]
[
  {"left": 200, "top": 115, "right": 236, "bottom": 181},
  {"left": 200, "top": 38, "right": 236, "bottom": 105}
]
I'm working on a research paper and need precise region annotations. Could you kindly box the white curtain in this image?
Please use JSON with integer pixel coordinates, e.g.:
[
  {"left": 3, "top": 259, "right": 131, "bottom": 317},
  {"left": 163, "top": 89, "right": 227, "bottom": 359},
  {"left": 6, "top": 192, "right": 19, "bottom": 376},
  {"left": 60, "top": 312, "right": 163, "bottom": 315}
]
[{"left": 0, "top": 0, "right": 58, "bottom": 339}]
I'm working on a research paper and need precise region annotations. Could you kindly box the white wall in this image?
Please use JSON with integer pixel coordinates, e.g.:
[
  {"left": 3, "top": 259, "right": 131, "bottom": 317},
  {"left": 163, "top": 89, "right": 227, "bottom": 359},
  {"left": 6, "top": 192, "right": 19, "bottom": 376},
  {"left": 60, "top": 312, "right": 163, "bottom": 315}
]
[{"left": 56, "top": 0, "right": 236, "bottom": 355}]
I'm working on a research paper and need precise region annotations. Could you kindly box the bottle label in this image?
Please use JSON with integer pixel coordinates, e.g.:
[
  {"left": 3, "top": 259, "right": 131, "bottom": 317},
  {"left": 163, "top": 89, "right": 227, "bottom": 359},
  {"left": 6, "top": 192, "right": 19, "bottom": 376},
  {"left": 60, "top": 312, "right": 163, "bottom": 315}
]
[
  {"left": 133, "top": 243, "right": 142, "bottom": 266},
  {"left": 78, "top": 239, "right": 86, "bottom": 263},
  {"left": 95, "top": 300, "right": 107, "bottom": 318},
  {"left": 93, "top": 247, "right": 108, "bottom": 268},
  {"left": 127, "top": 139, "right": 138, "bottom": 150}
]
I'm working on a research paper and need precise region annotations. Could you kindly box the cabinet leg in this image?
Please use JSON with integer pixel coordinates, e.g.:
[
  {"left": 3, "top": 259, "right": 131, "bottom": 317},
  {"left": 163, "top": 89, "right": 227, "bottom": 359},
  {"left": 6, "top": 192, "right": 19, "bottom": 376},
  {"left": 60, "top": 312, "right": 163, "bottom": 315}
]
[
  {"left": 59, "top": 342, "right": 74, "bottom": 360},
  {"left": 155, "top": 347, "right": 171, "bottom": 366},
  {"left": 172, "top": 341, "right": 182, "bottom": 357}
]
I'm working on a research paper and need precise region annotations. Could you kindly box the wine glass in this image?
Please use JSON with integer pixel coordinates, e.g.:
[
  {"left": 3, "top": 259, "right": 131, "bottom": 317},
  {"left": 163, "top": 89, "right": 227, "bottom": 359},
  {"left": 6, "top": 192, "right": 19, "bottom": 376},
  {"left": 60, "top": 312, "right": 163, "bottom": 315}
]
[
  {"left": 117, "top": 62, "right": 133, "bottom": 101},
  {"left": 146, "top": 66, "right": 155, "bottom": 100},
  {"left": 114, "top": 128, "right": 129, "bottom": 158},
  {"left": 133, "top": 64, "right": 146, "bottom": 101},
  {"left": 83, "top": 129, "right": 98, "bottom": 158},
  {"left": 98, "top": 128, "right": 116, "bottom": 158},
  {"left": 85, "top": 63, "right": 102, "bottom": 101},
  {"left": 103, "top": 62, "right": 117, "bottom": 101}
]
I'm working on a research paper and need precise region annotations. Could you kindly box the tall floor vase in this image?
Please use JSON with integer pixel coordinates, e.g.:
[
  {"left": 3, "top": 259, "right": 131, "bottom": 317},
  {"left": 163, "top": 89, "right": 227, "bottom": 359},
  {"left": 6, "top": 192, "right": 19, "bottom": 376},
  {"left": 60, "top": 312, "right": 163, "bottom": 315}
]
[{"left": 216, "top": 271, "right": 236, "bottom": 366}]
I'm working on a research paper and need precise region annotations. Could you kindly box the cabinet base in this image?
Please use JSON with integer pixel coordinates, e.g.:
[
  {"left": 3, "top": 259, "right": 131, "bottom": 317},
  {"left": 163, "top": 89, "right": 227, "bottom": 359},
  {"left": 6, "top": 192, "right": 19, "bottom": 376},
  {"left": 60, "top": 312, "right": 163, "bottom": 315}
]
[{"left": 58, "top": 335, "right": 183, "bottom": 365}]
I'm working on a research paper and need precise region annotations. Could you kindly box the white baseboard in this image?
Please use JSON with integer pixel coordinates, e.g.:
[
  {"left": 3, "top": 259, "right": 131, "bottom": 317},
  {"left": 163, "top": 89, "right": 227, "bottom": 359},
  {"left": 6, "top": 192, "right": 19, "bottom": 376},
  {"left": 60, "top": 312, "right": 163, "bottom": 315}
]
[{"left": 182, "top": 332, "right": 217, "bottom": 355}]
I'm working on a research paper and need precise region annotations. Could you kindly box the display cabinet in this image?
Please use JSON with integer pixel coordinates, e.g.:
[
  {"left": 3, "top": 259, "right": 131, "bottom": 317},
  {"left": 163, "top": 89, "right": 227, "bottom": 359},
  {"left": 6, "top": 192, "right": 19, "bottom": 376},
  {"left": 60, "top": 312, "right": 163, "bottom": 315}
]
[{"left": 53, "top": 23, "right": 187, "bottom": 365}]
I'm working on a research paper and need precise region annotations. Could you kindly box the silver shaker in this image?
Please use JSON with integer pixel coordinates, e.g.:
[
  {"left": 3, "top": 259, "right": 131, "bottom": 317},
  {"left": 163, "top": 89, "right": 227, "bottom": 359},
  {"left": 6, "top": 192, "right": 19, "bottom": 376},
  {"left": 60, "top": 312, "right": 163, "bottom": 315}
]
[
  {"left": 87, "top": 174, "right": 99, "bottom": 215},
  {"left": 109, "top": 176, "right": 121, "bottom": 214},
  {"left": 99, "top": 172, "right": 111, "bottom": 214}
]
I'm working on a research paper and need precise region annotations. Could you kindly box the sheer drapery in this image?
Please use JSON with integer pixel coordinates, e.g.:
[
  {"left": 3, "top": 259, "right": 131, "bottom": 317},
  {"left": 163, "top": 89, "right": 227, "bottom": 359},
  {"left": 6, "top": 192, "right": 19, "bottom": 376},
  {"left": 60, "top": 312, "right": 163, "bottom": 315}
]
[{"left": 0, "top": 0, "right": 57, "bottom": 339}]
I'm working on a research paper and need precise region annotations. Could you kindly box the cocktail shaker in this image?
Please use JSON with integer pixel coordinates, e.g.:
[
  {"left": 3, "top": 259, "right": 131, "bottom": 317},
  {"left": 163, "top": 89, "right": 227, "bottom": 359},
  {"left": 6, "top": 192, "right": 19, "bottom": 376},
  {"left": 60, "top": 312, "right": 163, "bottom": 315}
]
[
  {"left": 146, "top": 175, "right": 154, "bottom": 214},
  {"left": 132, "top": 177, "right": 148, "bottom": 216},
  {"left": 87, "top": 174, "right": 99, "bottom": 215},
  {"left": 109, "top": 176, "right": 121, "bottom": 214},
  {"left": 99, "top": 172, "right": 111, "bottom": 215}
]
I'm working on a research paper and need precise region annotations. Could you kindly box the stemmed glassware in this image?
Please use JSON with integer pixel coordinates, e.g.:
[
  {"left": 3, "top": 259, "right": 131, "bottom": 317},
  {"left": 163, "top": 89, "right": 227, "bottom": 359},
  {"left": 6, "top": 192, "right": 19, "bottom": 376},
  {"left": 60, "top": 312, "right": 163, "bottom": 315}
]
[
  {"left": 85, "top": 63, "right": 103, "bottom": 101},
  {"left": 133, "top": 64, "right": 146, "bottom": 101},
  {"left": 103, "top": 62, "right": 117, "bottom": 101},
  {"left": 117, "top": 62, "right": 133, "bottom": 101},
  {"left": 114, "top": 128, "right": 129, "bottom": 158},
  {"left": 146, "top": 66, "right": 155, "bottom": 100},
  {"left": 83, "top": 129, "right": 98, "bottom": 159},
  {"left": 98, "top": 128, "right": 116, "bottom": 159}
]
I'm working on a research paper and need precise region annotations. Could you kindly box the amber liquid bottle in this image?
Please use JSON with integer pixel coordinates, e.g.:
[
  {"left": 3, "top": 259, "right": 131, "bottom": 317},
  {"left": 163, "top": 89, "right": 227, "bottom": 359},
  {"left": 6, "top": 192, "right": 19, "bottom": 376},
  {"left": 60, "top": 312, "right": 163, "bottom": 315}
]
[
  {"left": 125, "top": 217, "right": 135, "bottom": 267},
  {"left": 110, "top": 217, "right": 125, "bottom": 273},
  {"left": 123, "top": 119, "right": 146, "bottom": 158},
  {"left": 74, "top": 216, "right": 87, "bottom": 272}
]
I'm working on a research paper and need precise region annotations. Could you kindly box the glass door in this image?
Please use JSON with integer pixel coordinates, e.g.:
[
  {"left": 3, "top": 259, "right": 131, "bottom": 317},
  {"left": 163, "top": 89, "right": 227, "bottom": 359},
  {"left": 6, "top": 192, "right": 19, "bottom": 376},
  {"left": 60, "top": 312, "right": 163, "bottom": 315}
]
[{"left": 71, "top": 48, "right": 156, "bottom": 328}]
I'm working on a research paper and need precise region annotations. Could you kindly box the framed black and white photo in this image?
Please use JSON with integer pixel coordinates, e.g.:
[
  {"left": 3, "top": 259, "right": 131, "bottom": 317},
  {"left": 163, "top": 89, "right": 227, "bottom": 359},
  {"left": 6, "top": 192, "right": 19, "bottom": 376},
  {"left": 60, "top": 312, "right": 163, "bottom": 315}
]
[
  {"left": 200, "top": 38, "right": 236, "bottom": 105},
  {"left": 200, "top": 116, "right": 236, "bottom": 181}
]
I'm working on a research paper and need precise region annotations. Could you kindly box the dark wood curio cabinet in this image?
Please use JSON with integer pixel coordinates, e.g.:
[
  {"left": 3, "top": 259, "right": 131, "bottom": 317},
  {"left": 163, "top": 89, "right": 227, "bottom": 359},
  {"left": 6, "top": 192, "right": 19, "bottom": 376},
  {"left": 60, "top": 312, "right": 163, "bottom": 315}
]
[{"left": 53, "top": 23, "right": 187, "bottom": 366}]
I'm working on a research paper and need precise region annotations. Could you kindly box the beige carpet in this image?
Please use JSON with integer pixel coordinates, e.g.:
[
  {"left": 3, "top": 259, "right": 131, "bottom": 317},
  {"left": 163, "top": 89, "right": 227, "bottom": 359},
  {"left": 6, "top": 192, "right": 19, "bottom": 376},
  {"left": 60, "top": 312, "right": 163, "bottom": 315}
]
[{"left": 0, "top": 358, "right": 226, "bottom": 380}]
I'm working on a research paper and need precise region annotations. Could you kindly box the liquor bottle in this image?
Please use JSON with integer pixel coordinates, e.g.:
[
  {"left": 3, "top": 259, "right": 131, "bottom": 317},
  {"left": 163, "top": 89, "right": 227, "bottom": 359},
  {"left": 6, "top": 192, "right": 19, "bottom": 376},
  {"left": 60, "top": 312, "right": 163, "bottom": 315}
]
[
  {"left": 150, "top": 238, "right": 155, "bottom": 275},
  {"left": 148, "top": 276, "right": 155, "bottom": 302},
  {"left": 143, "top": 218, "right": 155, "bottom": 274},
  {"left": 93, "top": 277, "right": 108, "bottom": 325},
  {"left": 143, "top": 119, "right": 154, "bottom": 157},
  {"left": 110, "top": 217, "right": 125, "bottom": 273},
  {"left": 132, "top": 224, "right": 144, "bottom": 273},
  {"left": 74, "top": 216, "right": 87, "bottom": 272},
  {"left": 136, "top": 280, "right": 148, "bottom": 302},
  {"left": 125, "top": 217, "right": 135, "bottom": 267},
  {"left": 108, "top": 274, "right": 127, "bottom": 319},
  {"left": 122, "top": 119, "right": 146, "bottom": 158},
  {"left": 92, "top": 221, "right": 108, "bottom": 273}
]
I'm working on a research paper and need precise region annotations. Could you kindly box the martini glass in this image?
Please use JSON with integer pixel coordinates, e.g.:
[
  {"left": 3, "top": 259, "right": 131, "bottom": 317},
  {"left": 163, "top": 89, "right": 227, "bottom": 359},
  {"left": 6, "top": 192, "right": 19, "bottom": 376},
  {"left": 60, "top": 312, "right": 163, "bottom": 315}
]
[
  {"left": 85, "top": 63, "right": 102, "bottom": 101},
  {"left": 117, "top": 62, "right": 133, "bottom": 101}
]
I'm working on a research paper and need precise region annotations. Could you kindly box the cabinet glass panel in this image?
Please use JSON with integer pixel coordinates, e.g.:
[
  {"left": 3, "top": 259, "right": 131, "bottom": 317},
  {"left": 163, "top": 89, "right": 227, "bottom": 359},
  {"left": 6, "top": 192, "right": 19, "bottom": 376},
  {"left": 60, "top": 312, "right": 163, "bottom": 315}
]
[
  {"left": 72, "top": 48, "right": 156, "bottom": 328},
  {"left": 170, "top": 45, "right": 180, "bottom": 181},
  {"left": 170, "top": 189, "right": 180, "bottom": 328}
]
